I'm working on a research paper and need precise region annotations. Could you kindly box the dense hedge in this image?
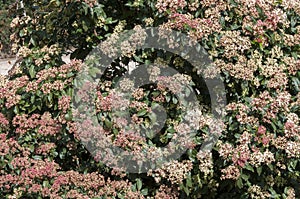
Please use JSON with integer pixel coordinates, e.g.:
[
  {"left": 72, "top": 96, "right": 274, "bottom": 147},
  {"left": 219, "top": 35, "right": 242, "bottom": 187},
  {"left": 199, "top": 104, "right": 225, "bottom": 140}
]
[{"left": 0, "top": 0, "right": 300, "bottom": 198}]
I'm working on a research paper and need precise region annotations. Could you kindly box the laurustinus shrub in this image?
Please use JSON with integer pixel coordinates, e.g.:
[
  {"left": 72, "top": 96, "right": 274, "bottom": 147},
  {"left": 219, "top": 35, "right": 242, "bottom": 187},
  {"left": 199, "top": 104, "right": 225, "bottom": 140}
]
[{"left": 0, "top": 0, "right": 299, "bottom": 198}]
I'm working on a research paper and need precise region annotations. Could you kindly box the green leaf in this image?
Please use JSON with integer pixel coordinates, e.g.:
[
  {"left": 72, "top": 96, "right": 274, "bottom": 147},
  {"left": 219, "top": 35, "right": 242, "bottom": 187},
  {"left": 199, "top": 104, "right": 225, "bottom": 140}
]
[
  {"left": 145, "top": 130, "right": 154, "bottom": 139},
  {"left": 59, "top": 148, "right": 67, "bottom": 159},
  {"left": 186, "top": 174, "right": 193, "bottom": 187},
  {"left": 185, "top": 87, "right": 191, "bottom": 97},
  {"left": 117, "top": 193, "right": 125, "bottom": 199},
  {"left": 151, "top": 91, "right": 160, "bottom": 98},
  {"left": 104, "top": 119, "right": 112, "bottom": 128},
  {"left": 269, "top": 187, "right": 280, "bottom": 198},
  {"left": 30, "top": 37, "right": 37, "bottom": 46},
  {"left": 166, "top": 95, "right": 171, "bottom": 102},
  {"left": 257, "top": 166, "right": 262, "bottom": 176},
  {"left": 259, "top": 42, "right": 264, "bottom": 51},
  {"left": 48, "top": 93, "right": 53, "bottom": 103},
  {"left": 30, "top": 95, "right": 36, "bottom": 104},
  {"left": 103, "top": 25, "right": 109, "bottom": 31},
  {"left": 82, "top": 22, "right": 88, "bottom": 32},
  {"left": 43, "top": 180, "right": 49, "bottom": 187},
  {"left": 230, "top": 24, "right": 240, "bottom": 30},
  {"left": 140, "top": 188, "right": 148, "bottom": 195},
  {"left": 137, "top": 109, "right": 147, "bottom": 117},
  {"left": 245, "top": 164, "right": 254, "bottom": 172},
  {"left": 83, "top": 4, "right": 89, "bottom": 15},
  {"left": 220, "top": 16, "right": 225, "bottom": 27},
  {"left": 172, "top": 97, "right": 178, "bottom": 104},
  {"left": 267, "top": 163, "right": 274, "bottom": 171},
  {"left": 241, "top": 174, "right": 250, "bottom": 181},
  {"left": 131, "top": 184, "right": 137, "bottom": 192},
  {"left": 236, "top": 177, "right": 243, "bottom": 189},
  {"left": 65, "top": 113, "right": 72, "bottom": 121},
  {"left": 19, "top": 29, "right": 25, "bottom": 37},
  {"left": 136, "top": 178, "right": 142, "bottom": 191},
  {"left": 291, "top": 16, "right": 296, "bottom": 28},
  {"left": 167, "top": 126, "right": 175, "bottom": 133},
  {"left": 33, "top": 155, "right": 42, "bottom": 160},
  {"left": 29, "top": 65, "right": 36, "bottom": 78},
  {"left": 14, "top": 106, "right": 19, "bottom": 114},
  {"left": 148, "top": 112, "right": 157, "bottom": 124},
  {"left": 181, "top": 184, "right": 190, "bottom": 196},
  {"left": 291, "top": 52, "right": 298, "bottom": 60},
  {"left": 133, "top": 55, "right": 143, "bottom": 63},
  {"left": 292, "top": 77, "right": 300, "bottom": 92},
  {"left": 245, "top": 26, "right": 253, "bottom": 32}
]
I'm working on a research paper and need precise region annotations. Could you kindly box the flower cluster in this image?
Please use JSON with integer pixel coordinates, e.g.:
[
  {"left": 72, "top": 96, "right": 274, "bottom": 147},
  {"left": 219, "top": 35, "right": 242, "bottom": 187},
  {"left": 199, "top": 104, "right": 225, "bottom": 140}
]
[
  {"left": 35, "top": 143, "right": 56, "bottom": 155},
  {"left": 214, "top": 55, "right": 258, "bottom": 81},
  {"left": 25, "top": 59, "right": 82, "bottom": 94},
  {"left": 101, "top": 25, "right": 147, "bottom": 58},
  {"left": 197, "top": 151, "right": 213, "bottom": 177},
  {"left": 12, "top": 112, "right": 61, "bottom": 136},
  {"left": 58, "top": 95, "right": 71, "bottom": 113},
  {"left": 218, "top": 31, "right": 251, "bottom": 59},
  {"left": 0, "top": 113, "right": 9, "bottom": 130},
  {"left": 96, "top": 90, "right": 130, "bottom": 112},
  {"left": 147, "top": 160, "right": 193, "bottom": 184},
  {"left": 247, "top": 185, "right": 271, "bottom": 199},
  {"left": 0, "top": 75, "right": 28, "bottom": 108},
  {"left": 249, "top": 149, "right": 275, "bottom": 167},
  {"left": 162, "top": 13, "right": 222, "bottom": 41},
  {"left": 114, "top": 129, "right": 146, "bottom": 151},
  {"left": 156, "top": 0, "right": 187, "bottom": 13},
  {"left": 154, "top": 185, "right": 179, "bottom": 199},
  {"left": 0, "top": 131, "right": 144, "bottom": 198},
  {"left": 220, "top": 165, "right": 240, "bottom": 180}
]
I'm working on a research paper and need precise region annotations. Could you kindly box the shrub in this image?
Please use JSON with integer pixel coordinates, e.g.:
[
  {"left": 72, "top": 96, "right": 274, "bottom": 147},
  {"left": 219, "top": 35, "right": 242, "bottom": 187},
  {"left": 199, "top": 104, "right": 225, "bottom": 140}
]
[{"left": 0, "top": 0, "right": 299, "bottom": 198}]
